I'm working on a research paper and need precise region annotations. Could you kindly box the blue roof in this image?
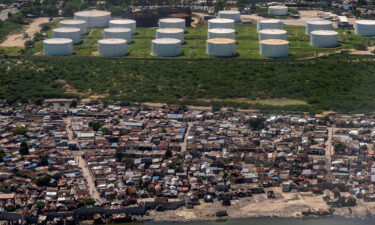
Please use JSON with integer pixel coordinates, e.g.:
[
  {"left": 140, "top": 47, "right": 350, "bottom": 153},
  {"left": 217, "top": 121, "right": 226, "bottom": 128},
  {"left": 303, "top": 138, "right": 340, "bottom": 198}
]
[
  {"left": 27, "top": 164, "right": 37, "bottom": 168},
  {"left": 3, "top": 158, "right": 12, "bottom": 162},
  {"left": 178, "top": 129, "right": 185, "bottom": 133}
]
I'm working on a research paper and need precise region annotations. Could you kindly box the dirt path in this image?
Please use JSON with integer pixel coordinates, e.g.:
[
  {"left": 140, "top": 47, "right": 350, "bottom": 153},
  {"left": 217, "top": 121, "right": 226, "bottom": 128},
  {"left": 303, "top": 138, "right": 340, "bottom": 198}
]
[
  {"left": 180, "top": 122, "right": 193, "bottom": 153},
  {"left": 0, "top": 17, "right": 49, "bottom": 47},
  {"left": 326, "top": 127, "right": 334, "bottom": 177}
]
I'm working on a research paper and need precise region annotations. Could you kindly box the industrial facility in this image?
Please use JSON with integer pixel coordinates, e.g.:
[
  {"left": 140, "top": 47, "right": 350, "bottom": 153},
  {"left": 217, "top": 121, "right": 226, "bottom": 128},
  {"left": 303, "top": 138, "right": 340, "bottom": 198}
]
[
  {"left": 156, "top": 28, "right": 185, "bottom": 43},
  {"left": 259, "top": 29, "right": 287, "bottom": 41},
  {"left": 103, "top": 28, "right": 132, "bottom": 43},
  {"left": 159, "top": 18, "right": 186, "bottom": 30},
  {"left": 257, "top": 19, "right": 284, "bottom": 33},
  {"left": 208, "top": 18, "right": 235, "bottom": 29},
  {"left": 208, "top": 28, "right": 236, "bottom": 40},
  {"left": 59, "top": 19, "right": 88, "bottom": 35},
  {"left": 268, "top": 5, "right": 289, "bottom": 16},
  {"left": 43, "top": 38, "right": 73, "bottom": 56},
  {"left": 310, "top": 30, "right": 339, "bottom": 48},
  {"left": 218, "top": 10, "right": 241, "bottom": 22},
  {"left": 52, "top": 27, "right": 81, "bottom": 44},
  {"left": 206, "top": 38, "right": 236, "bottom": 57},
  {"left": 354, "top": 20, "right": 375, "bottom": 36},
  {"left": 260, "top": 39, "right": 289, "bottom": 58},
  {"left": 109, "top": 19, "right": 137, "bottom": 34},
  {"left": 152, "top": 38, "right": 182, "bottom": 57},
  {"left": 98, "top": 38, "right": 128, "bottom": 56},
  {"left": 305, "top": 20, "right": 333, "bottom": 35},
  {"left": 74, "top": 10, "right": 111, "bottom": 28}
]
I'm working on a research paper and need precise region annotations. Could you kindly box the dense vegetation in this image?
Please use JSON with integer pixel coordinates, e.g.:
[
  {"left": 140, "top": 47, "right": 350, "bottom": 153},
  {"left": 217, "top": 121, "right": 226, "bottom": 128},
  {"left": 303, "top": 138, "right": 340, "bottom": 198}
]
[
  {"left": 0, "top": 54, "right": 375, "bottom": 113},
  {"left": 0, "top": 19, "right": 21, "bottom": 42}
]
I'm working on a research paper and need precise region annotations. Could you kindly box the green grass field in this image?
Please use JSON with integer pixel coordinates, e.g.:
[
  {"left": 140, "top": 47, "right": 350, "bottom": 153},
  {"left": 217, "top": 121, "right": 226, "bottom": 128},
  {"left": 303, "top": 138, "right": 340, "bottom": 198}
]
[{"left": 3, "top": 21, "right": 375, "bottom": 59}]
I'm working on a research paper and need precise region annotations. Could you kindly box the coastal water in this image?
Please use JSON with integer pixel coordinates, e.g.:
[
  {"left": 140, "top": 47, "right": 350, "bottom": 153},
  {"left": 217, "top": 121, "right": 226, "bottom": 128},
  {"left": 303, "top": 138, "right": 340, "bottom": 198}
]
[{"left": 125, "top": 217, "right": 374, "bottom": 225}]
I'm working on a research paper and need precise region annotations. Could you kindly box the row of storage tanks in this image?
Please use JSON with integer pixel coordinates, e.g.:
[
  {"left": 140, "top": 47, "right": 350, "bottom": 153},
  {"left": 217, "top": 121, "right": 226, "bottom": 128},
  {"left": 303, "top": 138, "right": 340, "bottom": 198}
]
[{"left": 44, "top": 9, "right": 375, "bottom": 58}]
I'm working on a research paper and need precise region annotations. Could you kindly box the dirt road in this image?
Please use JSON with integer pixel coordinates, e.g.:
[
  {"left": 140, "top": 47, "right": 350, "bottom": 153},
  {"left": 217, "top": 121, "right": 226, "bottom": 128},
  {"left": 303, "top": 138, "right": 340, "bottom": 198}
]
[{"left": 0, "top": 17, "right": 49, "bottom": 47}]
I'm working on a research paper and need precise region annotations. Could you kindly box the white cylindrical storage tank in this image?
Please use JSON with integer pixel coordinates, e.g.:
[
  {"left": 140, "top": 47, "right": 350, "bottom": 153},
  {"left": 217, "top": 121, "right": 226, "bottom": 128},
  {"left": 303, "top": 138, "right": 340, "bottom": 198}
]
[
  {"left": 218, "top": 10, "right": 241, "bottom": 22},
  {"left": 208, "top": 28, "right": 236, "bottom": 40},
  {"left": 208, "top": 18, "right": 235, "bottom": 29},
  {"left": 109, "top": 19, "right": 137, "bottom": 34},
  {"left": 260, "top": 39, "right": 289, "bottom": 58},
  {"left": 259, "top": 29, "right": 287, "bottom": 40},
  {"left": 206, "top": 38, "right": 236, "bottom": 57},
  {"left": 310, "top": 30, "right": 338, "bottom": 47},
  {"left": 268, "top": 6, "right": 288, "bottom": 16},
  {"left": 74, "top": 10, "right": 111, "bottom": 28},
  {"left": 159, "top": 18, "right": 186, "bottom": 30},
  {"left": 53, "top": 27, "right": 81, "bottom": 44},
  {"left": 305, "top": 20, "right": 333, "bottom": 35},
  {"left": 43, "top": 38, "right": 73, "bottom": 56},
  {"left": 59, "top": 19, "right": 87, "bottom": 34},
  {"left": 103, "top": 27, "right": 132, "bottom": 43},
  {"left": 98, "top": 38, "right": 128, "bottom": 56},
  {"left": 257, "top": 19, "right": 283, "bottom": 33},
  {"left": 156, "top": 28, "right": 184, "bottom": 43},
  {"left": 152, "top": 38, "right": 181, "bottom": 57},
  {"left": 354, "top": 20, "right": 375, "bottom": 36}
]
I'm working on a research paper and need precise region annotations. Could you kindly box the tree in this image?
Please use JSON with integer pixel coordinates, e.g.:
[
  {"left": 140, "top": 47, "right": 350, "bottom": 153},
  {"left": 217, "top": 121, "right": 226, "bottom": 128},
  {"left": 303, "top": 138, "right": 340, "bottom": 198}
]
[
  {"left": 0, "top": 149, "right": 5, "bottom": 162},
  {"left": 115, "top": 147, "right": 124, "bottom": 161},
  {"left": 19, "top": 142, "right": 29, "bottom": 155},
  {"left": 214, "top": 0, "right": 226, "bottom": 12},
  {"left": 70, "top": 100, "right": 78, "bottom": 108},
  {"left": 36, "top": 200, "right": 45, "bottom": 209},
  {"left": 36, "top": 176, "right": 51, "bottom": 186},
  {"left": 165, "top": 149, "right": 172, "bottom": 158},
  {"left": 84, "top": 198, "right": 96, "bottom": 206},
  {"left": 334, "top": 142, "right": 347, "bottom": 154},
  {"left": 39, "top": 156, "right": 49, "bottom": 166},
  {"left": 13, "top": 125, "right": 28, "bottom": 135},
  {"left": 237, "top": 0, "right": 247, "bottom": 11},
  {"left": 89, "top": 121, "right": 101, "bottom": 132}
]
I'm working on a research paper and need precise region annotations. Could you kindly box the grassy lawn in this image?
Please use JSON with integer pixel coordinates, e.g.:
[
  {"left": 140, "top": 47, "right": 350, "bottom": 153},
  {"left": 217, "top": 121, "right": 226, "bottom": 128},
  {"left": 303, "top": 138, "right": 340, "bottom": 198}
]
[
  {"left": 0, "top": 20, "right": 22, "bottom": 42},
  {"left": 8, "top": 22, "right": 375, "bottom": 59}
]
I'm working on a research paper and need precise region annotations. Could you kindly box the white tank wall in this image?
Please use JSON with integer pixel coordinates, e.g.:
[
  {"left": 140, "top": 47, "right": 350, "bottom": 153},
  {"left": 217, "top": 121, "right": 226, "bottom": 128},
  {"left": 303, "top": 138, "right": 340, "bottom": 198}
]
[
  {"left": 206, "top": 40, "right": 236, "bottom": 57},
  {"left": 159, "top": 18, "right": 186, "bottom": 30},
  {"left": 259, "top": 29, "right": 287, "bottom": 40},
  {"left": 53, "top": 28, "right": 81, "bottom": 44},
  {"left": 268, "top": 6, "right": 288, "bottom": 16},
  {"left": 257, "top": 19, "right": 283, "bottom": 32},
  {"left": 218, "top": 11, "right": 241, "bottom": 22},
  {"left": 98, "top": 39, "right": 128, "bottom": 56},
  {"left": 74, "top": 11, "right": 111, "bottom": 28},
  {"left": 310, "top": 30, "right": 338, "bottom": 47},
  {"left": 156, "top": 29, "right": 184, "bottom": 42},
  {"left": 59, "top": 20, "right": 87, "bottom": 34},
  {"left": 305, "top": 21, "right": 333, "bottom": 35},
  {"left": 152, "top": 38, "right": 181, "bottom": 57},
  {"left": 260, "top": 40, "right": 289, "bottom": 58},
  {"left": 208, "top": 29, "right": 236, "bottom": 40},
  {"left": 208, "top": 19, "right": 235, "bottom": 29},
  {"left": 109, "top": 19, "right": 137, "bottom": 34},
  {"left": 354, "top": 20, "right": 375, "bottom": 36},
  {"left": 104, "top": 28, "right": 132, "bottom": 43},
  {"left": 43, "top": 39, "right": 73, "bottom": 56}
]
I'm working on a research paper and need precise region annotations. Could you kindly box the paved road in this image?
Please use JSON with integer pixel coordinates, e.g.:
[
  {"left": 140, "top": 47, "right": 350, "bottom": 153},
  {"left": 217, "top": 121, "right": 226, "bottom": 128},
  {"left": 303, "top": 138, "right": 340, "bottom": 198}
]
[
  {"left": 0, "top": 7, "right": 18, "bottom": 20},
  {"left": 180, "top": 122, "right": 193, "bottom": 152}
]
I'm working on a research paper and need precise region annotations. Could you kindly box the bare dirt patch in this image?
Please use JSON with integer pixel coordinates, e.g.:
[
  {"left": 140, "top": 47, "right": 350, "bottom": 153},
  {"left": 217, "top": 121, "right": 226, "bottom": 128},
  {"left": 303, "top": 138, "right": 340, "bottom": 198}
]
[{"left": 0, "top": 17, "right": 49, "bottom": 48}]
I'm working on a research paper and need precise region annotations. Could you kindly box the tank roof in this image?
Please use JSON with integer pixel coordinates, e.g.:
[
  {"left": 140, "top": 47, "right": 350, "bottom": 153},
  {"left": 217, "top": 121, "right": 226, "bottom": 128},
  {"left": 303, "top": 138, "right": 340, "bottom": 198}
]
[
  {"left": 209, "top": 18, "right": 235, "bottom": 23},
  {"left": 306, "top": 20, "right": 332, "bottom": 25},
  {"left": 157, "top": 28, "right": 184, "bottom": 33},
  {"left": 269, "top": 5, "right": 288, "bottom": 9},
  {"left": 104, "top": 27, "right": 132, "bottom": 32},
  {"left": 260, "top": 39, "right": 289, "bottom": 45},
  {"left": 74, "top": 10, "right": 110, "bottom": 17},
  {"left": 152, "top": 38, "right": 181, "bottom": 44},
  {"left": 259, "top": 29, "right": 287, "bottom": 34},
  {"left": 207, "top": 38, "right": 236, "bottom": 44},
  {"left": 43, "top": 38, "right": 73, "bottom": 44},
  {"left": 110, "top": 19, "right": 136, "bottom": 24},
  {"left": 310, "top": 30, "right": 338, "bottom": 35},
  {"left": 355, "top": 20, "right": 375, "bottom": 25},
  {"left": 60, "top": 19, "right": 86, "bottom": 25},
  {"left": 53, "top": 27, "right": 80, "bottom": 32},
  {"left": 159, "top": 18, "right": 185, "bottom": 23},
  {"left": 219, "top": 10, "right": 240, "bottom": 14},
  {"left": 208, "top": 28, "right": 235, "bottom": 33},
  {"left": 98, "top": 38, "right": 127, "bottom": 44},
  {"left": 259, "top": 19, "right": 282, "bottom": 23}
]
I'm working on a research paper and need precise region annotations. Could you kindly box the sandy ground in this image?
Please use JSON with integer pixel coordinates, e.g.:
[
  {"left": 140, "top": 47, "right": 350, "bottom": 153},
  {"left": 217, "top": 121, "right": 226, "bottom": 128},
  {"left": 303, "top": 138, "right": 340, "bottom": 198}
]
[
  {"left": 142, "top": 188, "right": 375, "bottom": 222},
  {"left": 0, "top": 17, "right": 49, "bottom": 48}
]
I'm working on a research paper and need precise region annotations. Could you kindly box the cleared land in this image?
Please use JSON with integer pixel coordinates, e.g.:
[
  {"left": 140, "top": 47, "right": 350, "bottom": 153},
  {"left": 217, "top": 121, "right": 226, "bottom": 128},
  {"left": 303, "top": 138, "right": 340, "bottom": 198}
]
[{"left": 4, "top": 20, "right": 374, "bottom": 59}]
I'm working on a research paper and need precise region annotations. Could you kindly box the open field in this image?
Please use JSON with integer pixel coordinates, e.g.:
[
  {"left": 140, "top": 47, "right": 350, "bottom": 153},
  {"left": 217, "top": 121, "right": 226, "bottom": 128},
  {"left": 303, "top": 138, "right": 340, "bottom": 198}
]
[{"left": 2, "top": 20, "right": 374, "bottom": 59}]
